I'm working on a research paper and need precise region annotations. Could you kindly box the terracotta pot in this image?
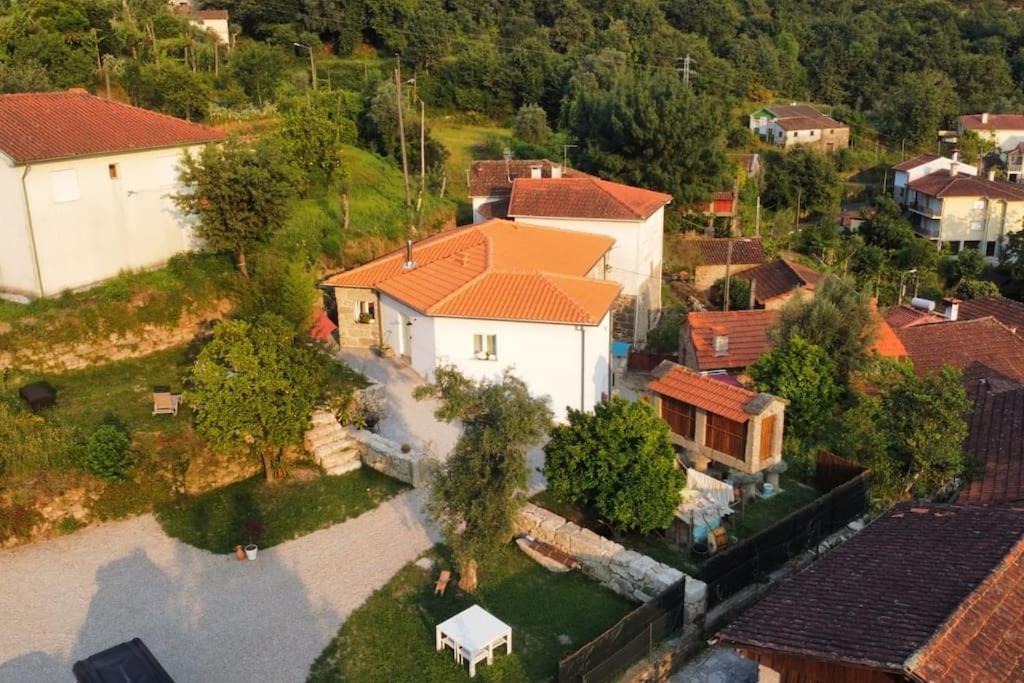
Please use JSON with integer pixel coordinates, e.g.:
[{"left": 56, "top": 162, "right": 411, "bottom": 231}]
[{"left": 235, "top": 545, "right": 245, "bottom": 561}]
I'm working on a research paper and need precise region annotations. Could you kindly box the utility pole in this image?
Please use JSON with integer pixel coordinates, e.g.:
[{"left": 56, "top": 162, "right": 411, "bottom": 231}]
[
  {"left": 419, "top": 99, "right": 426, "bottom": 191},
  {"left": 679, "top": 54, "right": 696, "bottom": 85},
  {"left": 755, "top": 195, "right": 761, "bottom": 237},
  {"left": 723, "top": 238, "right": 734, "bottom": 312},
  {"left": 563, "top": 144, "right": 578, "bottom": 168},
  {"left": 294, "top": 43, "right": 317, "bottom": 90},
  {"left": 394, "top": 62, "right": 411, "bottom": 207},
  {"left": 102, "top": 55, "right": 112, "bottom": 100},
  {"left": 794, "top": 187, "right": 802, "bottom": 234}
]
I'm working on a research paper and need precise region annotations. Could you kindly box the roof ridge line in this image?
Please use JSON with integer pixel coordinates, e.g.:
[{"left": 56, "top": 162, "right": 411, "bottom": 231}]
[
  {"left": 424, "top": 231, "right": 492, "bottom": 314},
  {"left": 538, "top": 272, "right": 598, "bottom": 322},
  {"left": 588, "top": 177, "right": 645, "bottom": 219}
]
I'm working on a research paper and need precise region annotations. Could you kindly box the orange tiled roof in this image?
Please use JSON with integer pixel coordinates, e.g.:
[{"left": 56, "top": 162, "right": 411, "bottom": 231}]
[
  {"left": 687, "top": 310, "right": 777, "bottom": 371},
  {"left": 323, "top": 219, "right": 620, "bottom": 325},
  {"left": 507, "top": 177, "right": 672, "bottom": 221},
  {"left": 468, "top": 159, "right": 592, "bottom": 197},
  {"left": 959, "top": 296, "right": 1024, "bottom": 334},
  {"left": 959, "top": 113, "right": 1024, "bottom": 131},
  {"left": 737, "top": 259, "right": 821, "bottom": 305},
  {"left": 647, "top": 362, "right": 761, "bottom": 423},
  {"left": 893, "top": 154, "right": 940, "bottom": 171},
  {"left": 885, "top": 304, "right": 945, "bottom": 329},
  {"left": 896, "top": 317, "right": 1024, "bottom": 390},
  {"left": 0, "top": 90, "right": 223, "bottom": 164},
  {"left": 909, "top": 171, "right": 1024, "bottom": 202}
]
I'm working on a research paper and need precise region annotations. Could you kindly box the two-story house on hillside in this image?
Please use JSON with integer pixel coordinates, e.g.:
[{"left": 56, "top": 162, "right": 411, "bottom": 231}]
[
  {"left": 504, "top": 176, "right": 672, "bottom": 345},
  {"left": 748, "top": 104, "right": 849, "bottom": 152},
  {"left": 0, "top": 89, "right": 223, "bottom": 301},
  {"left": 892, "top": 153, "right": 1024, "bottom": 258},
  {"left": 323, "top": 219, "right": 621, "bottom": 421},
  {"left": 467, "top": 159, "right": 592, "bottom": 222},
  {"left": 958, "top": 112, "right": 1024, "bottom": 152}
]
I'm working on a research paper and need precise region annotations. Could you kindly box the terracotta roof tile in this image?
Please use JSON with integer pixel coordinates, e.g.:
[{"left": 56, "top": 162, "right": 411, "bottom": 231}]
[
  {"left": 720, "top": 503, "right": 1024, "bottom": 673},
  {"left": 909, "top": 171, "right": 1024, "bottom": 202},
  {"left": 191, "top": 9, "right": 228, "bottom": 20},
  {"left": 323, "top": 219, "right": 619, "bottom": 324},
  {"left": 686, "top": 310, "right": 777, "bottom": 371},
  {"left": 647, "top": 362, "right": 762, "bottom": 423},
  {"left": 959, "top": 113, "right": 1024, "bottom": 131},
  {"left": 736, "top": 259, "right": 820, "bottom": 304},
  {"left": 959, "top": 385, "right": 1024, "bottom": 506},
  {"left": 893, "top": 153, "right": 940, "bottom": 171},
  {"left": 695, "top": 238, "right": 765, "bottom": 266},
  {"left": 468, "top": 159, "right": 591, "bottom": 197},
  {"left": 885, "top": 304, "right": 945, "bottom": 329},
  {"left": 959, "top": 296, "right": 1024, "bottom": 334},
  {"left": 896, "top": 317, "right": 1024, "bottom": 389},
  {"left": 507, "top": 177, "right": 672, "bottom": 221},
  {"left": 0, "top": 90, "right": 223, "bottom": 164}
]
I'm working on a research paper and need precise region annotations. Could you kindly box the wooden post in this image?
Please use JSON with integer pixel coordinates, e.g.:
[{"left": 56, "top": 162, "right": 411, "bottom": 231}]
[{"left": 394, "top": 64, "right": 411, "bottom": 207}]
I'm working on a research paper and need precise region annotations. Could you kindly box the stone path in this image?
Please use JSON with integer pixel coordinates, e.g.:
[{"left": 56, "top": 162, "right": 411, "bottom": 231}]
[
  {"left": 0, "top": 488, "right": 439, "bottom": 683},
  {"left": 671, "top": 646, "right": 760, "bottom": 683}
]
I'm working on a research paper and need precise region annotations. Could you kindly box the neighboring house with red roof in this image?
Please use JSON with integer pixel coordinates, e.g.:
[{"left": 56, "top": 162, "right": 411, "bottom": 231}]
[
  {"left": 467, "top": 159, "right": 592, "bottom": 222},
  {"left": 690, "top": 237, "right": 765, "bottom": 291},
  {"left": 187, "top": 9, "right": 230, "bottom": 44},
  {"left": 0, "top": 89, "right": 223, "bottom": 300},
  {"left": 1006, "top": 141, "right": 1024, "bottom": 185},
  {"left": 959, "top": 295, "right": 1024, "bottom": 334},
  {"left": 504, "top": 175, "right": 672, "bottom": 345},
  {"left": 322, "top": 219, "right": 621, "bottom": 420},
  {"left": 735, "top": 259, "right": 821, "bottom": 309},
  {"left": 748, "top": 104, "right": 849, "bottom": 152},
  {"left": 719, "top": 502, "right": 1024, "bottom": 683},
  {"left": 646, "top": 361, "right": 786, "bottom": 475},
  {"left": 891, "top": 152, "right": 1024, "bottom": 258},
  {"left": 960, "top": 384, "right": 1024, "bottom": 507},
  {"left": 958, "top": 112, "right": 1024, "bottom": 152}
]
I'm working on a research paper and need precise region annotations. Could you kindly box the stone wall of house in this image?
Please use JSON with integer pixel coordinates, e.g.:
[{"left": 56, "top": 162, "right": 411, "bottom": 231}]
[
  {"left": 515, "top": 503, "right": 707, "bottom": 622},
  {"left": 334, "top": 287, "right": 380, "bottom": 348},
  {"left": 350, "top": 429, "right": 439, "bottom": 487}
]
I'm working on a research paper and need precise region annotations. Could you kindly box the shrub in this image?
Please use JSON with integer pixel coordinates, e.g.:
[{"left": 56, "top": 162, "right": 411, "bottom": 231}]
[
  {"left": 647, "top": 307, "right": 685, "bottom": 354},
  {"left": 0, "top": 501, "right": 41, "bottom": 543},
  {"left": 0, "top": 402, "right": 74, "bottom": 478},
  {"left": 83, "top": 424, "right": 132, "bottom": 482},
  {"left": 513, "top": 104, "right": 551, "bottom": 145}
]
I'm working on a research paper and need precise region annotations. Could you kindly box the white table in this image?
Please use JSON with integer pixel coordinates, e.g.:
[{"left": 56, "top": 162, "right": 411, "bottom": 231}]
[{"left": 435, "top": 605, "right": 512, "bottom": 678}]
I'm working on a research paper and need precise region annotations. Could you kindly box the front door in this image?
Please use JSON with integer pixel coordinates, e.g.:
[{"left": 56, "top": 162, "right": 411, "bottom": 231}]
[{"left": 399, "top": 314, "right": 413, "bottom": 362}]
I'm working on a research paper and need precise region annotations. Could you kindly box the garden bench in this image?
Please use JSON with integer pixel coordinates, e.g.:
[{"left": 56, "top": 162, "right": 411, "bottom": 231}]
[{"left": 152, "top": 389, "right": 181, "bottom": 416}]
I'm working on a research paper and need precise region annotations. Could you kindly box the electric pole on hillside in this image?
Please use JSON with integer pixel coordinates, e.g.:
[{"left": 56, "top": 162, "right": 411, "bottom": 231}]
[
  {"left": 679, "top": 54, "right": 696, "bottom": 85},
  {"left": 394, "top": 59, "right": 411, "bottom": 207},
  {"left": 419, "top": 99, "right": 426, "bottom": 191},
  {"left": 723, "top": 238, "right": 734, "bottom": 312}
]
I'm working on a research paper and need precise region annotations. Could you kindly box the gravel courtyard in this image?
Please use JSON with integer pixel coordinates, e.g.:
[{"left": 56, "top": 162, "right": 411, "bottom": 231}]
[{"left": 0, "top": 488, "right": 439, "bottom": 682}]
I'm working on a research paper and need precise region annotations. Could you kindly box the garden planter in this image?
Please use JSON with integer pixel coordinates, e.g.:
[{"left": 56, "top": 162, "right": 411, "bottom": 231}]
[
  {"left": 244, "top": 544, "right": 258, "bottom": 561},
  {"left": 235, "top": 545, "right": 245, "bottom": 561}
]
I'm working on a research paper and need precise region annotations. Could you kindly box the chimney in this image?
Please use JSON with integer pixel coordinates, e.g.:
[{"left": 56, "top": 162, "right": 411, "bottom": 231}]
[
  {"left": 712, "top": 327, "right": 729, "bottom": 355},
  {"left": 981, "top": 112, "right": 990, "bottom": 125},
  {"left": 529, "top": 165, "right": 543, "bottom": 179},
  {"left": 988, "top": 168, "right": 996, "bottom": 181},
  {"left": 403, "top": 239, "right": 415, "bottom": 270},
  {"left": 949, "top": 149, "right": 960, "bottom": 176},
  {"left": 943, "top": 297, "right": 960, "bottom": 322},
  {"left": 550, "top": 164, "right": 562, "bottom": 179}
]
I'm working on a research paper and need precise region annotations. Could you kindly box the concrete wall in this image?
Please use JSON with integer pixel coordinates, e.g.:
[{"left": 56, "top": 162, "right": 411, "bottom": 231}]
[
  {"left": 769, "top": 122, "right": 849, "bottom": 152},
  {"left": 1, "top": 144, "right": 208, "bottom": 298},
  {"left": 516, "top": 503, "right": 707, "bottom": 620},
  {"left": 352, "top": 429, "right": 438, "bottom": 487},
  {"left": 693, "top": 262, "right": 760, "bottom": 292},
  {"left": 937, "top": 196, "right": 1024, "bottom": 253},
  {"left": 972, "top": 127, "right": 1024, "bottom": 152},
  {"left": 0, "top": 156, "right": 38, "bottom": 298},
  {"left": 190, "top": 17, "right": 229, "bottom": 44}
]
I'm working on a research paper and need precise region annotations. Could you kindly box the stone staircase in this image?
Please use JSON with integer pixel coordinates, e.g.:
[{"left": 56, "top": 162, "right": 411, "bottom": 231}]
[
  {"left": 612, "top": 294, "right": 637, "bottom": 343},
  {"left": 305, "top": 411, "right": 362, "bottom": 476}
]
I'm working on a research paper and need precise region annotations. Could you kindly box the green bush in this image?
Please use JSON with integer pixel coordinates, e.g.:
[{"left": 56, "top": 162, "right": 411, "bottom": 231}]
[
  {"left": 83, "top": 424, "right": 132, "bottom": 482},
  {"left": 480, "top": 655, "right": 529, "bottom": 683}
]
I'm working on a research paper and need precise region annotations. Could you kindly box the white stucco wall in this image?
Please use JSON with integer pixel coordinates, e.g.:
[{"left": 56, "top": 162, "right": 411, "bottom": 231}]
[
  {"left": 0, "top": 155, "right": 38, "bottom": 298},
  {"left": 6, "top": 144, "right": 208, "bottom": 297},
  {"left": 974, "top": 128, "right": 1024, "bottom": 152},
  {"left": 190, "top": 18, "right": 230, "bottom": 44}
]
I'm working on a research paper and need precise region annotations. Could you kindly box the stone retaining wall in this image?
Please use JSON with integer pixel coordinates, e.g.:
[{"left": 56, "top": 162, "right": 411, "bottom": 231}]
[
  {"left": 351, "top": 429, "right": 439, "bottom": 487},
  {"left": 515, "top": 503, "right": 707, "bottom": 622}
]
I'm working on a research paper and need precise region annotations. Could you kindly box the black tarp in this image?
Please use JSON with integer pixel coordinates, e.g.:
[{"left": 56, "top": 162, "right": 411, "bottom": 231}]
[{"left": 72, "top": 638, "right": 175, "bottom": 683}]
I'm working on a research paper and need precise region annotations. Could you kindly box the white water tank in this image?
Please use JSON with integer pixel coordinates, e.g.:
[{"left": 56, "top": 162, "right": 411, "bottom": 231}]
[{"left": 910, "top": 297, "right": 936, "bottom": 312}]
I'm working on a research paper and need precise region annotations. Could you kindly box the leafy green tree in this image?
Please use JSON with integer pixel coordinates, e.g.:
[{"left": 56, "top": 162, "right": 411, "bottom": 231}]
[
  {"left": 876, "top": 70, "right": 958, "bottom": 146},
  {"left": 566, "top": 68, "right": 730, "bottom": 206},
  {"left": 954, "top": 278, "right": 1000, "bottom": 300},
  {"left": 174, "top": 136, "right": 298, "bottom": 277},
  {"left": 763, "top": 148, "right": 842, "bottom": 217},
  {"left": 839, "top": 364, "right": 969, "bottom": 506},
  {"left": 188, "top": 314, "right": 327, "bottom": 482},
  {"left": 237, "top": 250, "right": 318, "bottom": 333},
  {"left": 416, "top": 367, "right": 552, "bottom": 592},
  {"left": 544, "top": 398, "right": 684, "bottom": 535},
  {"left": 129, "top": 60, "right": 209, "bottom": 120},
  {"left": 277, "top": 100, "right": 345, "bottom": 194},
  {"left": 83, "top": 424, "right": 132, "bottom": 482},
  {"left": 362, "top": 80, "right": 450, "bottom": 179},
  {"left": 513, "top": 103, "right": 551, "bottom": 145},
  {"left": 749, "top": 335, "right": 840, "bottom": 447},
  {"left": 772, "top": 276, "right": 876, "bottom": 385},
  {"left": 228, "top": 40, "right": 289, "bottom": 106},
  {"left": 712, "top": 275, "right": 751, "bottom": 311},
  {"left": 0, "top": 60, "right": 52, "bottom": 93}
]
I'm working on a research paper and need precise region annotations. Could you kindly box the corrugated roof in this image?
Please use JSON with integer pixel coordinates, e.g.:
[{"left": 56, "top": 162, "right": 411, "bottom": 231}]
[
  {"left": 507, "top": 177, "right": 672, "bottom": 221},
  {"left": 468, "top": 159, "right": 592, "bottom": 197},
  {"left": 909, "top": 171, "right": 1024, "bottom": 202},
  {"left": 959, "top": 113, "right": 1024, "bottom": 131},
  {"left": 720, "top": 503, "right": 1024, "bottom": 674},
  {"left": 647, "top": 362, "right": 761, "bottom": 423},
  {"left": 686, "top": 310, "right": 777, "bottom": 371},
  {"left": 695, "top": 238, "right": 765, "bottom": 266},
  {"left": 322, "top": 219, "right": 619, "bottom": 325},
  {"left": 736, "top": 259, "right": 821, "bottom": 304},
  {"left": 0, "top": 90, "right": 223, "bottom": 164}
]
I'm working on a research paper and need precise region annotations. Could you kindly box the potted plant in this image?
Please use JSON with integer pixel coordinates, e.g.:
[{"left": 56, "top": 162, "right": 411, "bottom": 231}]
[
  {"left": 243, "top": 518, "right": 265, "bottom": 561},
  {"left": 377, "top": 342, "right": 393, "bottom": 358},
  {"left": 475, "top": 350, "right": 488, "bottom": 360},
  {"left": 357, "top": 312, "right": 373, "bottom": 324}
]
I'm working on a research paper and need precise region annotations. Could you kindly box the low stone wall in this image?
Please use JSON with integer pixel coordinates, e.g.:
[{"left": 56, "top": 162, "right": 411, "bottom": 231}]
[
  {"left": 516, "top": 503, "right": 707, "bottom": 621},
  {"left": 351, "top": 381, "right": 388, "bottom": 427},
  {"left": 351, "top": 429, "right": 439, "bottom": 487}
]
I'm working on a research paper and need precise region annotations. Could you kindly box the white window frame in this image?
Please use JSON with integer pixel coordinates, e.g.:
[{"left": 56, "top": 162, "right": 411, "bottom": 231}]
[
  {"left": 473, "top": 334, "right": 497, "bottom": 360},
  {"left": 355, "top": 300, "right": 376, "bottom": 323},
  {"left": 49, "top": 169, "right": 80, "bottom": 203}
]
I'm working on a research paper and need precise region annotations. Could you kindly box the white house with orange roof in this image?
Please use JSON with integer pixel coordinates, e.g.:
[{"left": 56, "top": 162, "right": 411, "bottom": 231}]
[
  {"left": 0, "top": 89, "right": 222, "bottom": 300},
  {"left": 504, "top": 176, "right": 672, "bottom": 345},
  {"left": 323, "top": 219, "right": 622, "bottom": 419}
]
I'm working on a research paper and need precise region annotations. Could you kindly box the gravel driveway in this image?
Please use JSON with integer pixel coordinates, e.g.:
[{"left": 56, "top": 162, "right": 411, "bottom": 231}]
[{"left": 0, "top": 488, "right": 439, "bottom": 682}]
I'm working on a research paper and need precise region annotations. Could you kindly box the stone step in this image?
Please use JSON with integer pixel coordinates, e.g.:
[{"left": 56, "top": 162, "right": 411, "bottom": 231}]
[
  {"left": 313, "top": 438, "right": 359, "bottom": 461},
  {"left": 305, "top": 423, "right": 348, "bottom": 449},
  {"left": 320, "top": 448, "right": 361, "bottom": 470},
  {"left": 325, "top": 460, "right": 362, "bottom": 476},
  {"left": 310, "top": 411, "right": 337, "bottom": 426}
]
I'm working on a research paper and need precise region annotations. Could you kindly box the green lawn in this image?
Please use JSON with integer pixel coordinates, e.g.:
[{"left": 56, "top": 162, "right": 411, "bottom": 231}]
[
  {"left": 156, "top": 468, "right": 408, "bottom": 553},
  {"left": 308, "top": 544, "right": 633, "bottom": 683},
  {"left": 431, "top": 118, "right": 511, "bottom": 202},
  {"left": 727, "top": 473, "right": 821, "bottom": 541}
]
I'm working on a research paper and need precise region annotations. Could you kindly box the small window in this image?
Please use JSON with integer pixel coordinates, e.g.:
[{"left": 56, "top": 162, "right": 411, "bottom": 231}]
[
  {"left": 355, "top": 301, "right": 375, "bottom": 323},
  {"left": 986, "top": 241, "right": 998, "bottom": 257},
  {"left": 108, "top": 163, "right": 119, "bottom": 179},
  {"left": 473, "top": 334, "right": 497, "bottom": 360},
  {"left": 49, "top": 169, "right": 80, "bottom": 203},
  {"left": 970, "top": 220, "right": 984, "bottom": 232}
]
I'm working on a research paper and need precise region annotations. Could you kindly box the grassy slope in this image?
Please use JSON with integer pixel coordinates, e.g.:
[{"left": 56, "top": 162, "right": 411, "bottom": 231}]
[
  {"left": 308, "top": 544, "right": 632, "bottom": 683},
  {"left": 431, "top": 118, "right": 511, "bottom": 202}
]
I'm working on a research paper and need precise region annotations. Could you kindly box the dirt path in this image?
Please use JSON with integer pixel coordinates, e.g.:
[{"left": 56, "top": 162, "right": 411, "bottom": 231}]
[{"left": 0, "top": 488, "right": 439, "bottom": 682}]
